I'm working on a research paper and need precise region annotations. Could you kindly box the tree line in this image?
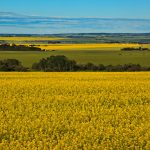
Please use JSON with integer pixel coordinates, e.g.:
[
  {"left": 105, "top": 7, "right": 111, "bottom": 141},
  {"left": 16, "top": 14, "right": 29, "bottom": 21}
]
[
  {"left": 121, "top": 47, "right": 150, "bottom": 51},
  {"left": 0, "top": 55, "right": 150, "bottom": 72},
  {"left": 0, "top": 59, "right": 28, "bottom": 71},
  {"left": 0, "top": 44, "right": 41, "bottom": 51}
]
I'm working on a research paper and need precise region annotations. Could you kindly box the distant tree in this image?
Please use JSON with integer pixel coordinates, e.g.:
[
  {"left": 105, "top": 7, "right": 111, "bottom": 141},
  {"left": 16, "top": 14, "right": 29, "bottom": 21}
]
[
  {"left": 84, "top": 63, "right": 98, "bottom": 71},
  {"left": 105, "top": 65, "right": 114, "bottom": 72},
  {"left": 123, "top": 64, "right": 142, "bottom": 71},
  {"left": 121, "top": 47, "right": 150, "bottom": 51},
  {"left": 0, "top": 59, "right": 28, "bottom": 71},
  {"left": 98, "top": 64, "right": 106, "bottom": 71},
  {"left": 31, "top": 55, "right": 150, "bottom": 72},
  {"left": 0, "top": 44, "right": 41, "bottom": 51},
  {"left": 32, "top": 55, "right": 77, "bottom": 72}
]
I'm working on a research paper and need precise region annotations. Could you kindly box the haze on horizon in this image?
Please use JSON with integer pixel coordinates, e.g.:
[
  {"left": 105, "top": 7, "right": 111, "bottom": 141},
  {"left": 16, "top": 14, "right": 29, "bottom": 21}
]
[{"left": 0, "top": 0, "right": 150, "bottom": 34}]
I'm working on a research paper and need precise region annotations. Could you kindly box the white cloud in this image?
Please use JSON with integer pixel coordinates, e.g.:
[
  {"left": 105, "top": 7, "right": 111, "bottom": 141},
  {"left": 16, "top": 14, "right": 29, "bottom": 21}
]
[{"left": 0, "top": 12, "right": 150, "bottom": 33}]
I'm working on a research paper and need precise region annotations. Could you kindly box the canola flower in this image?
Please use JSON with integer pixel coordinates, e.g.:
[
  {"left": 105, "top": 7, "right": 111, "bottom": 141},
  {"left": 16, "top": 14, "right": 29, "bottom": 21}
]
[
  {"left": 0, "top": 72, "right": 150, "bottom": 149},
  {"left": 0, "top": 37, "right": 66, "bottom": 41},
  {"left": 37, "top": 43, "right": 150, "bottom": 51}
]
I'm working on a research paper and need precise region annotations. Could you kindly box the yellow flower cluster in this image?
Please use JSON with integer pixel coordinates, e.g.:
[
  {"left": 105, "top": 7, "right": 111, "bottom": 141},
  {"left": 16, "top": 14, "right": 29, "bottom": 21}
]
[
  {"left": 0, "top": 37, "right": 65, "bottom": 41},
  {"left": 37, "top": 43, "right": 150, "bottom": 51},
  {"left": 0, "top": 72, "right": 150, "bottom": 149}
]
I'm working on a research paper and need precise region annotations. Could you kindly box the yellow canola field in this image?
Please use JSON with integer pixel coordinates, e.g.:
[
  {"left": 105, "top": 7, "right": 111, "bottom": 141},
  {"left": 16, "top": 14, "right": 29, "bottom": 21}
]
[
  {"left": 0, "top": 37, "right": 65, "bottom": 41},
  {"left": 37, "top": 43, "right": 150, "bottom": 51},
  {"left": 1, "top": 72, "right": 150, "bottom": 149}
]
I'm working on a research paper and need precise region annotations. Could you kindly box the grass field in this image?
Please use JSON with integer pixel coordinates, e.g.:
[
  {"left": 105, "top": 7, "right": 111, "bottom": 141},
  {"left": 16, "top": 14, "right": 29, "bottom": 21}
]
[
  {"left": 0, "top": 50, "right": 150, "bottom": 68},
  {"left": 0, "top": 72, "right": 150, "bottom": 149}
]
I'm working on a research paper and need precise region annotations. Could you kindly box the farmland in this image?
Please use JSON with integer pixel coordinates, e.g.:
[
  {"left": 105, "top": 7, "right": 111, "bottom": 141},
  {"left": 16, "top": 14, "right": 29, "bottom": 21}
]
[
  {"left": 0, "top": 72, "right": 150, "bottom": 149},
  {"left": 36, "top": 43, "right": 150, "bottom": 51},
  {"left": 0, "top": 34, "right": 150, "bottom": 69},
  {"left": 1, "top": 33, "right": 150, "bottom": 44},
  {"left": 0, "top": 50, "right": 150, "bottom": 68},
  {"left": 0, "top": 37, "right": 65, "bottom": 42}
]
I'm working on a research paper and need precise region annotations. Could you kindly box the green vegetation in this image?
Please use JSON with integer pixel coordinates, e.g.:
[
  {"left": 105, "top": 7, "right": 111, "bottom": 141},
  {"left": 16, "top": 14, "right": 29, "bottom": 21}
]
[
  {"left": 32, "top": 55, "right": 150, "bottom": 72},
  {"left": 0, "top": 34, "right": 150, "bottom": 70},
  {"left": 0, "top": 59, "right": 28, "bottom": 71},
  {"left": 0, "top": 50, "right": 150, "bottom": 68},
  {"left": 121, "top": 47, "right": 150, "bottom": 51},
  {"left": 0, "top": 56, "right": 149, "bottom": 72},
  {"left": 0, "top": 44, "right": 41, "bottom": 51},
  {"left": 32, "top": 55, "right": 76, "bottom": 71}
]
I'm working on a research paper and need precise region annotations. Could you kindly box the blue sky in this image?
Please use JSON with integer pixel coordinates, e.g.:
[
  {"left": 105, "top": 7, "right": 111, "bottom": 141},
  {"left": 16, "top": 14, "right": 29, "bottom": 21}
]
[
  {"left": 1, "top": 0, "right": 150, "bottom": 18},
  {"left": 0, "top": 0, "right": 150, "bottom": 33}
]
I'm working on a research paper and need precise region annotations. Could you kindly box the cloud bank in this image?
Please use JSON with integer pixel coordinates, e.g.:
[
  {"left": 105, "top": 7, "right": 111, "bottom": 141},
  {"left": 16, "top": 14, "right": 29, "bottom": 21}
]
[{"left": 0, "top": 12, "right": 150, "bottom": 34}]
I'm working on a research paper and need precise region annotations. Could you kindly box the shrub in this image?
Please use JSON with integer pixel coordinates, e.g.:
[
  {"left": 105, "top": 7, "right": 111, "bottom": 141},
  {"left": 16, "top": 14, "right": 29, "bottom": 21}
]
[
  {"left": 121, "top": 47, "right": 150, "bottom": 51},
  {"left": 32, "top": 55, "right": 150, "bottom": 72},
  {"left": 0, "top": 59, "right": 28, "bottom": 71},
  {"left": 32, "top": 55, "right": 77, "bottom": 72},
  {"left": 0, "top": 44, "right": 41, "bottom": 51}
]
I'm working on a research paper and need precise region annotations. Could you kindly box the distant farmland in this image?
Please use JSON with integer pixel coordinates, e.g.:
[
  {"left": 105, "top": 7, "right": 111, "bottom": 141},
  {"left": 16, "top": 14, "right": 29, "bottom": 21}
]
[
  {"left": 0, "top": 50, "right": 150, "bottom": 68},
  {"left": 36, "top": 43, "right": 150, "bottom": 51},
  {"left": 0, "top": 35, "right": 150, "bottom": 69}
]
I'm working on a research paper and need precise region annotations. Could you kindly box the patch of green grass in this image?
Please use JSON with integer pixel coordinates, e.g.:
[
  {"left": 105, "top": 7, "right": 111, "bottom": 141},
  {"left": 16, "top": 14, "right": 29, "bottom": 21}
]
[{"left": 0, "top": 50, "right": 150, "bottom": 68}]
